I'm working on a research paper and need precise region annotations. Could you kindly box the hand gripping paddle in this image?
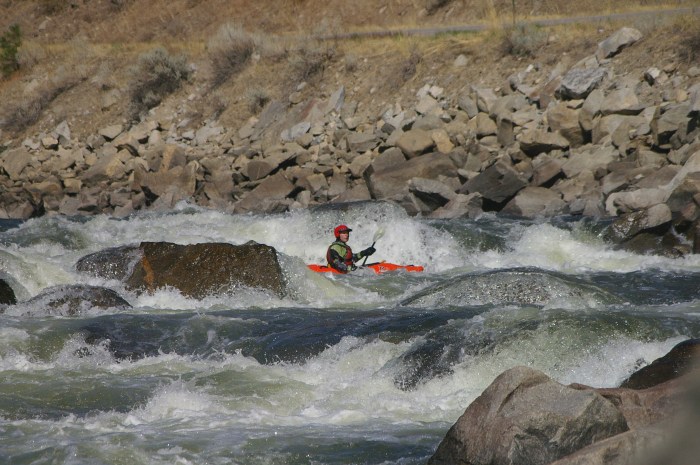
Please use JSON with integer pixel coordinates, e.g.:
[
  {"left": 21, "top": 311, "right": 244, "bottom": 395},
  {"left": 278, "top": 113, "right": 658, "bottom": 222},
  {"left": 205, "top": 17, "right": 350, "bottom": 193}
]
[{"left": 361, "top": 227, "right": 384, "bottom": 266}]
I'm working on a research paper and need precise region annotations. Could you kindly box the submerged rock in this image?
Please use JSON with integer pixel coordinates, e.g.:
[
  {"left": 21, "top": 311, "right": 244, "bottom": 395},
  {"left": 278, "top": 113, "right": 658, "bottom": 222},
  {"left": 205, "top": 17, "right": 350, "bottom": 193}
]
[
  {"left": 13, "top": 284, "right": 131, "bottom": 317},
  {"left": 0, "top": 277, "right": 17, "bottom": 306},
  {"left": 75, "top": 244, "right": 143, "bottom": 281},
  {"left": 402, "top": 268, "right": 620, "bottom": 308}
]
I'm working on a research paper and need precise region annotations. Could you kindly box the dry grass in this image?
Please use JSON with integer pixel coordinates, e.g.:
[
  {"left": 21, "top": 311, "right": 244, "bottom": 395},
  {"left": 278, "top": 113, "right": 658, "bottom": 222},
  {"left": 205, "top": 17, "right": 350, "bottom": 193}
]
[
  {"left": 1, "top": 72, "right": 84, "bottom": 132},
  {"left": 0, "top": 0, "right": 698, "bottom": 142}
]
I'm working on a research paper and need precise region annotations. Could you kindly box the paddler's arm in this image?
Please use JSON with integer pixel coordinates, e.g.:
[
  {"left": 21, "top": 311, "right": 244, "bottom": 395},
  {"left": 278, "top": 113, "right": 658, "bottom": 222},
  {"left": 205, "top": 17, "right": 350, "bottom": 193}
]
[{"left": 353, "top": 246, "right": 376, "bottom": 262}]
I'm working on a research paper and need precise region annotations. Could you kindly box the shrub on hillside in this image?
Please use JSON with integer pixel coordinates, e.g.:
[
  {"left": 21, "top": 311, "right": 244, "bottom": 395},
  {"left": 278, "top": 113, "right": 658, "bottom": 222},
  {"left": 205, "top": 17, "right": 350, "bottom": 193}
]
[
  {"left": 290, "top": 40, "right": 335, "bottom": 82},
  {"left": 246, "top": 87, "right": 270, "bottom": 114},
  {"left": 426, "top": 0, "right": 453, "bottom": 15},
  {"left": 0, "top": 24, "right": 21, "bottom": 78},
  {"left": 129, "top": 47, "right": 190, "bottom": 119},
  {"left": 207, "top": 23, "right": 255, "bottom": 87},
  {"left": 677, "top": 16, "right": 700, "bottom": 62},
  {"left": 500, "top": 23, "right": 548, "bottom": 57}
]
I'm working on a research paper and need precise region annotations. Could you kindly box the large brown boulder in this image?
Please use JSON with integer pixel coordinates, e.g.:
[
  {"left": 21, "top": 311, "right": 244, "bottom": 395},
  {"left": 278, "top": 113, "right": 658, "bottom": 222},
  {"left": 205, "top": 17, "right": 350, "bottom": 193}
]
[
  {"left": 428, "top": 366, "right": 628, "bottom": 465},
  {"left": 76, "top": 241, "right": 285, "bottom": 298},
  {"left": 124, "top": 241, "right": 285, "bottom": 298}
]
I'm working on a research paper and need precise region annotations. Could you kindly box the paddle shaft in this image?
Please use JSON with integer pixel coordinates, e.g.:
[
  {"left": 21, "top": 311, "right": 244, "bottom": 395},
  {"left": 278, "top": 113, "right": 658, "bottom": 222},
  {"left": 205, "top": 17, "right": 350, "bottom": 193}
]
[{"left": 360, "top": 241, "right": 376, "bottom": 266}]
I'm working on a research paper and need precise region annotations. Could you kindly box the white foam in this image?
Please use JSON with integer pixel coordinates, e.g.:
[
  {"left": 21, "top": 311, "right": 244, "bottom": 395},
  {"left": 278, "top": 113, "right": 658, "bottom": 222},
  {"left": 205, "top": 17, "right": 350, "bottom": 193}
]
[
  {"left": 556, "top": 335, "right": 689, "bottom": 387},
  {"left": 473, "top": 223, "right": 700, "bottom": 274}
]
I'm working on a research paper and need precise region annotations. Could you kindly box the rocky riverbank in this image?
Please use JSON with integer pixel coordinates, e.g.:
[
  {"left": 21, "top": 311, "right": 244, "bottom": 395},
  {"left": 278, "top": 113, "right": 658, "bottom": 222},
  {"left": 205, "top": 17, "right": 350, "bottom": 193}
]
[{"left": 1, "top": 26, "right": 700, "bottom": 256}]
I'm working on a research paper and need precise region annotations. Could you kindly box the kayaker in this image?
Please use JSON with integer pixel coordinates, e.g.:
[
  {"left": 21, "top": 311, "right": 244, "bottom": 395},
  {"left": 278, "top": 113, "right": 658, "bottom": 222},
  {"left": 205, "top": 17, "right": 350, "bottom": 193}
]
[{"left": 327, "top": 225, "right": 376, "bottom": 273}]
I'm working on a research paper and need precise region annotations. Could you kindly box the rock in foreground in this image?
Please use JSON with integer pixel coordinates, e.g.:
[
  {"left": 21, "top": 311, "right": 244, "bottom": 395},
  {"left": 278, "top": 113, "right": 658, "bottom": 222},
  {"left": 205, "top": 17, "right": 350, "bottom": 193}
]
[{"left": 428, "top": 366, "right": 628, "bottom": 465}]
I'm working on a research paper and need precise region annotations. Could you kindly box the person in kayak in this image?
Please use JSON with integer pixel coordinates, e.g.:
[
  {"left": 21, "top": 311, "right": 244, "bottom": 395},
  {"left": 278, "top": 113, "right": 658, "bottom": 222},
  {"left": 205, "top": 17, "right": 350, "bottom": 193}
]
[{"left": 327, "top": 224, "right": 376, "bottom": 273}]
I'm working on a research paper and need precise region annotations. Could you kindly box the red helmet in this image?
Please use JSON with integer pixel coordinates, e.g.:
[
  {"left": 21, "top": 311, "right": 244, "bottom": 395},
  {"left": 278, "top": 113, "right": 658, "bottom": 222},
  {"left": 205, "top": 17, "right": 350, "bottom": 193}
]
[{"left": 334, "top": 224, "right": 352, "bottom": 238}]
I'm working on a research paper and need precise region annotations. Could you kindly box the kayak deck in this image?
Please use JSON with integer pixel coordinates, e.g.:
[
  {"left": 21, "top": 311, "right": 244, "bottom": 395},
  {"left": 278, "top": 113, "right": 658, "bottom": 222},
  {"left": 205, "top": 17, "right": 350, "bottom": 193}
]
[{"left": 308, "top": 262, "right": 424, "bottom": 274}]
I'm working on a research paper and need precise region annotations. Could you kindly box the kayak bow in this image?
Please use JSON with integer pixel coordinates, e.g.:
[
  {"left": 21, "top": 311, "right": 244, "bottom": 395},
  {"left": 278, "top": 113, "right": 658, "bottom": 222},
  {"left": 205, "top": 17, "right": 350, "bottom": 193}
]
[{"left": 308, "top": 262, "right": 424, "bottom": 274}]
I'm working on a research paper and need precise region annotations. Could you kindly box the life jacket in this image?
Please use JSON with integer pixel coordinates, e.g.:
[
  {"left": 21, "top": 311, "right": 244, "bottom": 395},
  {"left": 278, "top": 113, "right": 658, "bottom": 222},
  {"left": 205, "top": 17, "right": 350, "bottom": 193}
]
[{"left": 327, "top": 241, "right": 353, "bottom": 269}]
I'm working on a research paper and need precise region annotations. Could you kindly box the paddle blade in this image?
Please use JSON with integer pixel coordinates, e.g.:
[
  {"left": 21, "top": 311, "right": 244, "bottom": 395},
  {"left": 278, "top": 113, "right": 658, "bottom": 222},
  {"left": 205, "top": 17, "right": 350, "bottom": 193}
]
[{"left": 372, "top": 227, "right": 385, "bottom": 243}]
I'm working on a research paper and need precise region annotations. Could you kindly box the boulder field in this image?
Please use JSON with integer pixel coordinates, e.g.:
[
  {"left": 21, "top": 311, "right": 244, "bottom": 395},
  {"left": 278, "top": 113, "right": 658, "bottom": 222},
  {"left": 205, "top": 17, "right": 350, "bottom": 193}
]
[{"left": 1, "top": 27, "right": 700, "bottom": 256}]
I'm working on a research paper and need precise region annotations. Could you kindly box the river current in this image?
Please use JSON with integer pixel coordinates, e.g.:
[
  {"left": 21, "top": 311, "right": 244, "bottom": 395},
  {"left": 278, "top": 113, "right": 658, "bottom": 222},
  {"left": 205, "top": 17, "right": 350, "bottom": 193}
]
[{"left": 1, "top": 201, "right": 699, "bottom": 464}]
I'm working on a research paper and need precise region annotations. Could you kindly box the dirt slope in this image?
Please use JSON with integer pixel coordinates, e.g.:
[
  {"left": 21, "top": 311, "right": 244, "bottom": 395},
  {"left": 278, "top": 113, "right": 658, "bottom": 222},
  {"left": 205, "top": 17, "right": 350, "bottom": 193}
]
[{"left": 0, "top": 0, "right": 698, "bottom": 146}]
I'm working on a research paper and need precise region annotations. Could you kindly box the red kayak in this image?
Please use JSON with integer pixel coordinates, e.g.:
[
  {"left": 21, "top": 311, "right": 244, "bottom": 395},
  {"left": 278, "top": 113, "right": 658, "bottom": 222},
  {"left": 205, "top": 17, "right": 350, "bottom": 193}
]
[{"left": 308, "top": 262, "right": 424, "bottom": 274}]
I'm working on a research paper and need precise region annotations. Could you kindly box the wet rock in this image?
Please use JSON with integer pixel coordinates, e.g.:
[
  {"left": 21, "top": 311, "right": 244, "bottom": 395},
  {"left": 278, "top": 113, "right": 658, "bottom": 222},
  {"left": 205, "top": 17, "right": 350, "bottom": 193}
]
[
  {"left": 16, "top": 284, "right": 131, "bottom": 317},
  {"left": 605, "top": 203, "right": 672, "bottom": 244},
  {"left": 124, "top": 241, "right": 285, "bottom": 298},
  {"left": 0, "top": 277, "right": 17, "bottom": 306},
  {"left": 403, "top": 269, "right": 619, "bottom": 308},
  {"left": 620, "top": 339, "right": 700, "bottom": 390},
  {"left": 605, "top": 188, "right": 667, "bottom": 216},
  {"left": 428, "top": 366, "right": 628, "bottom": 465},
  {"left": 75, "top": 244, "right": 144, "bottom": 281}
]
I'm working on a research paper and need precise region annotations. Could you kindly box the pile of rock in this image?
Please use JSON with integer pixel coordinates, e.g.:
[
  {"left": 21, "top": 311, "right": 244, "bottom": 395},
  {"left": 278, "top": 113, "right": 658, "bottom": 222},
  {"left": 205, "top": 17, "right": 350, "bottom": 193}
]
[{"left": 1, "top": 27, "right": 699, "bottom": 254}]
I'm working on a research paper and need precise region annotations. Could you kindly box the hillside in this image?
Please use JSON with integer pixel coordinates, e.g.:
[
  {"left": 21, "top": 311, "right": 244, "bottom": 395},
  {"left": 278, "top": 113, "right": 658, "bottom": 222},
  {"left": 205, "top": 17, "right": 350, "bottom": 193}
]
[{"left": 1, "top": 0, "right": 698, "bottom": 145}]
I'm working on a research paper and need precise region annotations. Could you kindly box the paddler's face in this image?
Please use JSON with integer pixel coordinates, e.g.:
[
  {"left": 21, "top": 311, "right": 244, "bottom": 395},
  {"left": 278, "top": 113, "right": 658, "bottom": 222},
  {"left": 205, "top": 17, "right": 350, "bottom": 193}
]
[{"left": 339, "top": 231, "right": 349, "bottom": 242}]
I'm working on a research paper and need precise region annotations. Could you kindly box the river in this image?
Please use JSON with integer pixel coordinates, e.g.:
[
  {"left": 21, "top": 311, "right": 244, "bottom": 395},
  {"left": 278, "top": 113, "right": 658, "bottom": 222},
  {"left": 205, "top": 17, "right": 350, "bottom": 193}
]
[{"left": 1, "top": 201, "right": 699, "bottom": 464}]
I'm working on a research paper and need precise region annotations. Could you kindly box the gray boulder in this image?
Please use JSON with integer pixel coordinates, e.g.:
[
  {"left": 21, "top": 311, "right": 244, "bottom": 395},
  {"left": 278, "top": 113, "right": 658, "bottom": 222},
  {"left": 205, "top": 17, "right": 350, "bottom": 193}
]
[
  {"left": 396, "top": 128, "right": 435, "bottom": 158},
  {"left": 345, "top": 131, "right": 380, "bottom": 153},
  {"left": 461, "top": 159, "right": 528, "bottom": 205},
  {"left": 596, "top": 27, "right": 643, "bottom": 61},
  {"left": 235, "top": 172, "right": 296, "bottom": 213},
  {"left": 366, "top": 152, "right": 457, "bottom": 200},
  {"left": 408, "top": 177, "right": 457, "bottom": 210},
  {"left": 501, "top": 186, "right": 567, "bottom": 218},
  {"left": 1, "top": 148, "right": 33, "bottom": 180},
  {"left": 547, "top": 102, "right": 584, "bottom": 147},
  {"left": 519, "top": 129, "right": 570, "bottom": 157},
  {"left": 558, "top": 67, "right": 608, "bottom": 100},
  {"left": 651, "top": 103, "right": 693, "bottom": 147},
  {"left": 429, "top": 193, "right": 483, "bottom": 219}
]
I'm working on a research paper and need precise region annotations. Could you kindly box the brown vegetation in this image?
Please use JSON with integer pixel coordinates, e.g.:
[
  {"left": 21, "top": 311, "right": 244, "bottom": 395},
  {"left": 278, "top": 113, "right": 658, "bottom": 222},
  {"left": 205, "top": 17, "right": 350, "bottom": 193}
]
[{"left": 0, "top": 0, "right": 698, "bottom": 145}]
